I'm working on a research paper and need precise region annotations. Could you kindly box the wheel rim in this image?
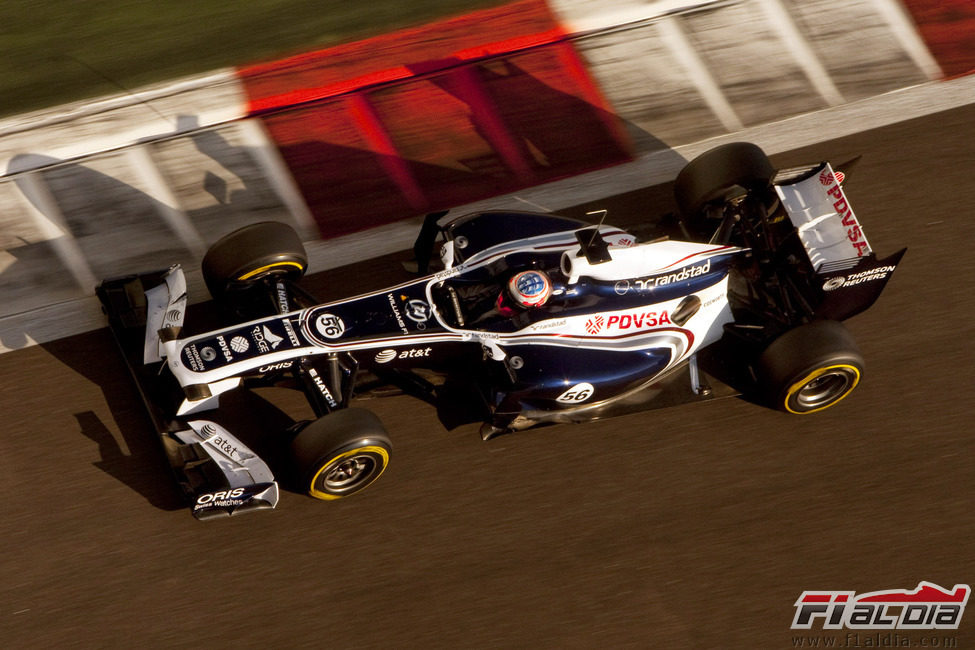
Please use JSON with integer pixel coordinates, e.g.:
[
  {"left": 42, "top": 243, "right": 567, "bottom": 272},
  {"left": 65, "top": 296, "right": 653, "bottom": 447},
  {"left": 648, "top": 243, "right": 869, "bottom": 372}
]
[
  {"left": 788, "top": 365, "right": 860, "bottom": 413},
  {"left": 309, "top": 445, "right": 389, "bottom": 500},
  {"left": 323, "top": 454, "right": 376, "bottom": 492}
]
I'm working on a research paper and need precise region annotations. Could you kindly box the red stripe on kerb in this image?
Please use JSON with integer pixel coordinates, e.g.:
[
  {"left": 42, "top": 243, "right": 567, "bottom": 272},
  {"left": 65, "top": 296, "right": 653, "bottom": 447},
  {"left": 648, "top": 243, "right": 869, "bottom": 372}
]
[
  {"left": 554, "top": 41, "right": 632, "bottom": 152},
  {"left": 238, "top": 0, "right": 566, "bottom": 115},
  {"left": 448, "top": 65, "right": 535, "bottom": 182},
  {"left": 345, "top": 94, "right": 427, "bottom": 210},
  {"left": 453, "top": 27, "right": 568, "bottom": 60},
  {"left": 248, "top": 68, "right": 416, "bottom": 115},
  {"left": 245, "top": 31, "right": 568, "bottom": 115}
]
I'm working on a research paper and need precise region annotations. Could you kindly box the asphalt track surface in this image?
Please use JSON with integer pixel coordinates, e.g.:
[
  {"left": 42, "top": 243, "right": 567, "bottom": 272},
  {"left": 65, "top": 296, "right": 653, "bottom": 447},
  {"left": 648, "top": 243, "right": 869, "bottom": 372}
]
[{"left": 2, "top": 105, "right": 974, "bottom": 649}]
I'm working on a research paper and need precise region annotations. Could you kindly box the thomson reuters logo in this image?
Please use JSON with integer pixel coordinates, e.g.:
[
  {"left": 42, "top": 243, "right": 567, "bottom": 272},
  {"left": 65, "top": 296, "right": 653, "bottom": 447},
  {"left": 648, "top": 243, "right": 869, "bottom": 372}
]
[
  {"left": 375, "top": 349, "right": 397, "bottom": 363},
  {"left": 823, "top": 277, "right": 846, "bottom": 291}
]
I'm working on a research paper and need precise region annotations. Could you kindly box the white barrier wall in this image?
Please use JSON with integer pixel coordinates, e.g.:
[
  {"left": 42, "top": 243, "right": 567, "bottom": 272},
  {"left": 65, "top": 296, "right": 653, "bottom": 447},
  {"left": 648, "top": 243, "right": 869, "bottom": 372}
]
[
  {"left": 552, "top": 0, "right": 937, "bottom": 148},
  {"left": 0, "top": 0, "right": 942, "bottom": 351}
]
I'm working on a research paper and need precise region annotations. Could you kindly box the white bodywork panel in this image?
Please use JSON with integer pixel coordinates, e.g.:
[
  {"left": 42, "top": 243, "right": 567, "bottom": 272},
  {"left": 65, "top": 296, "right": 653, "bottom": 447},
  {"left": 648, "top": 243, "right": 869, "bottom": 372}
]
[
  {"left": 176, "top": 419, "right": 277, "bottom": 487},
  {"left": 144, "top": 265, "right": 187, "bottom": 363},
  {"left": 561, "top": 240, "right": 735, "bottom": 284}
]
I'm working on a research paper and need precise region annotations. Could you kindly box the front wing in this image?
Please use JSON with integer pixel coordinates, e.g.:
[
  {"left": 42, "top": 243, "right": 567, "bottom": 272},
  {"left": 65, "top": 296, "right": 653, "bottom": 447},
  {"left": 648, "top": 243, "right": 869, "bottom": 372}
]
[{"left": 97, "top": 268, "right": 279, "bottom": 519}]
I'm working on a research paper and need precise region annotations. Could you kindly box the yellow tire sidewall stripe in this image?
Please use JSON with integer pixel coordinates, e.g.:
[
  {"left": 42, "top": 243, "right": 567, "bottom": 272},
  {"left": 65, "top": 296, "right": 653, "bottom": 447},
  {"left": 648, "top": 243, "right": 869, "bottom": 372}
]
[
  {"left": 784, "top": 364, "right": 861, "bottom": 415},
  {"left": 237, "top": 261, "right": 305, "bottom": 281},
  {"left": 309, "top": 445, "right": 390, "bottom": 500}
]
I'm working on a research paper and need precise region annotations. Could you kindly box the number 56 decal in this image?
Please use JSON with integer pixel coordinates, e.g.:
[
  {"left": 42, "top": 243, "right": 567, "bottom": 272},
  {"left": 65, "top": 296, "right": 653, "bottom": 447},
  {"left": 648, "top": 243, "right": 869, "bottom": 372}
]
[{"left": 557, "top": 383, "right": 595, "bottom": 403}]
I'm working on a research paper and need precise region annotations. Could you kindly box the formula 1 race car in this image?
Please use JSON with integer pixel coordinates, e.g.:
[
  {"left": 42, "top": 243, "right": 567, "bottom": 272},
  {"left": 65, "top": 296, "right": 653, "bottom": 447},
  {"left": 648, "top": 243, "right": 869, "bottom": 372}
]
[{"left": 98, "top": 142, "right": 904, "bottom": 519}]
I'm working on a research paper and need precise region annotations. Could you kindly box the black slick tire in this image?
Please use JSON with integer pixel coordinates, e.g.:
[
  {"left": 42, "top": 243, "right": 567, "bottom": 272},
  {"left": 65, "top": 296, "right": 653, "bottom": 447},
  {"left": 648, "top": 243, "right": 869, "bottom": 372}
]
[
  {"left": 674, "top": 142, "right": 775, "bottom": 222},
  {"left": 289, "top": 408, "right": 392, "bottom": 500},
  {"left": 757, "top": 320, "right": 864, "bottom": 414},
  {"left": 201, "top": 221, "right": 308, "bottom": 300}
]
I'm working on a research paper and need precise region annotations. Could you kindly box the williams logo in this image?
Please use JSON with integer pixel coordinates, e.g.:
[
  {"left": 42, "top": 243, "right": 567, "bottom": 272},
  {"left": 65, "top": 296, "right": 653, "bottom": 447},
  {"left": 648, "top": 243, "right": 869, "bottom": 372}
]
[
  {"left": 404, "top": 299, "right": 431, "bottom": 323},
  {"left": 791, "top": 581, "right": 969, "bottom": 630}
]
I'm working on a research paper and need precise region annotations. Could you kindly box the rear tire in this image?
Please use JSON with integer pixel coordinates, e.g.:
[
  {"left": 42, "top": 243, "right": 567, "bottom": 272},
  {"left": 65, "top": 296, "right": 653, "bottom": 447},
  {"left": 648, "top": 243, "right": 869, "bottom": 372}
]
[
  {"left": 757, "top": 320, "right": 864, "bottom": 414},
  {"left": 289, "top": 409, "right": 392, "bottom": 500},
  {"left": 674, "top": 142, "right": 775, "bottom": 239},
  {"left": 201, "top": 221, "right": 308, "bottom": 300}
]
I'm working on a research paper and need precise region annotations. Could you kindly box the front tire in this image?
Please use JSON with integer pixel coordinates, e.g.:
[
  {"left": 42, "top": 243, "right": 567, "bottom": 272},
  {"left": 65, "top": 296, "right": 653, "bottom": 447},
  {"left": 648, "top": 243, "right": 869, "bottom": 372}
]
[
  {"left": 289, "top": 409, "right": 392, "bottom": 500},
  {"left": 201, "top": 221, "right": 308, "bottom": 301},
  {"left": 757, "top": 320, "right": 864, "bottom": 414}
]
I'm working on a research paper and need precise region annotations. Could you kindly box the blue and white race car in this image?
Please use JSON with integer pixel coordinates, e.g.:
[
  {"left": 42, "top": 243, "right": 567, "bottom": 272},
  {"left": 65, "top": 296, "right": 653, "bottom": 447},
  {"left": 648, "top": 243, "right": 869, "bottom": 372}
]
[{"left": 98, "top": 143, "right": 904, "bottom": 519}]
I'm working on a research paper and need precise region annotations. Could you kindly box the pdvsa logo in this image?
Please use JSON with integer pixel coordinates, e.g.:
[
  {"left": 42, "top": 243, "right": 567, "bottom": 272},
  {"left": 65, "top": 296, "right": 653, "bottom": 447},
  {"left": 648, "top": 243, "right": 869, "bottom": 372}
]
[
  {"left": 585, "top": 315, "right": 604, "bottom": 335},
  {"left": 820, "top": 168, "right": 845, "bottom": 185},
  {"left": 606, "top": 311, "right": 671, "bottom": 330},
  {"left": 230, "top": 336, "right": 249, "bottom": 353},
  {"left": 585, "top": 311, "right": 672, "bottom": 335},
  {"left": 791, "top": 582, "right": 970, "bottom": 630},
  {"left": 819, "top": 168, "right": 867, "bottom": 256}
]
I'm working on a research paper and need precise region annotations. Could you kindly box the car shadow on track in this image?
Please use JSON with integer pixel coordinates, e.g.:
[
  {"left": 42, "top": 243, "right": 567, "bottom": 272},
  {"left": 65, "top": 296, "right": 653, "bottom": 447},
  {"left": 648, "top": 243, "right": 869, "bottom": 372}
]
[
  {"left": 41, "top": 329, "right": 185, "bottom": 511},
  {"left": 42, "top": 326, "right": 329, "bottom": 510}
]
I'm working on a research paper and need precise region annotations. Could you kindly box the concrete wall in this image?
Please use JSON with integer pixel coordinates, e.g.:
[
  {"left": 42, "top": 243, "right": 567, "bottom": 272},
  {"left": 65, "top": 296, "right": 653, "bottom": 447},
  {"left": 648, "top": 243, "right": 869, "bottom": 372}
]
[
  {"left": 554, "top": 0, "right": 938, "bottom": 148},
  {"left": 0, "top": 0, "right": 955, "bottom": 351}
]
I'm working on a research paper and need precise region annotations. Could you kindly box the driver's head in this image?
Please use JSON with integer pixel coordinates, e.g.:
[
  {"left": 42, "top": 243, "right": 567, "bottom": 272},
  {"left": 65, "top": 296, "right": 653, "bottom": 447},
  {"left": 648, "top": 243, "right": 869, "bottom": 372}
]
[{"left": 506, "top": 269, "right": 553, "bottom": 309}]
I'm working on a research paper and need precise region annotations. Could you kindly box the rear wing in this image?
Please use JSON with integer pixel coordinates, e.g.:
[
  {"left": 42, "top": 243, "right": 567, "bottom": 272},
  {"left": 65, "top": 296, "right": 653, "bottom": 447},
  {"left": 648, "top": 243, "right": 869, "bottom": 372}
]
[
  {"left": 776, "top": 163, "right": 870, "bottom": 270},
  {"left": 775, "top": 162, "right": 906, "bottom": 321}
]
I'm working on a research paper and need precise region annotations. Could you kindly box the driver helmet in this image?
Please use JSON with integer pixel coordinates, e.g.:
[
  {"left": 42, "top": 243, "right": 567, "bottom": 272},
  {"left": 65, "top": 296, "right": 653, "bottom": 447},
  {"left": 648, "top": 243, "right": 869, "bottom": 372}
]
[{"left": 506, "top": 269, "right": 553, "bottom": 309}]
